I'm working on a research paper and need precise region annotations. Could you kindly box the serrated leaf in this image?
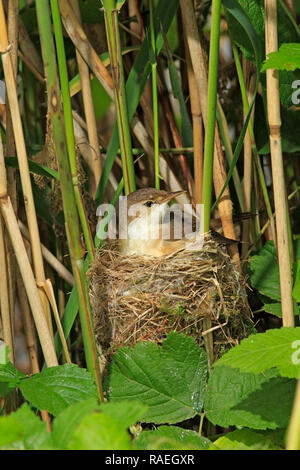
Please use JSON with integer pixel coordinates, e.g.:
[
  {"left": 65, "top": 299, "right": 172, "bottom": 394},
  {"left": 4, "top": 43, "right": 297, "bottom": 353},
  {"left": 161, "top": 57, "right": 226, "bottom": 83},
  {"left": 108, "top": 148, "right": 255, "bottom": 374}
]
[
  {"left": 68, "top": 401, "right": 146, "bottom": 450},
  {"left": 135, "top": 426, "right": 211, "bottom": 450},
  {"left": 262, "top": 43, "right": 300, "bottom": 71},
  {"left": 232, "top": 377, "right": 296, "bottom": 429},
  {"left": 51, "top": 398, "right": 100, "bottom": 449},
  {"left": 210, "top": 429, "right": 281, "bottom": 450},
  {"left": 249, "top": 241, "right": 281, "bottom": 300},
  {"left": 216, "top": 327, "right": 300, "bottom": 378},
  {"left": 107, "top": 332, "right": 208, "bottom": 424},
  {"left": 205, "top": 366, "right": 281, "bottom": 429},
  {"left": 19, "top": 364, "right": 97, "bottom": 416}
]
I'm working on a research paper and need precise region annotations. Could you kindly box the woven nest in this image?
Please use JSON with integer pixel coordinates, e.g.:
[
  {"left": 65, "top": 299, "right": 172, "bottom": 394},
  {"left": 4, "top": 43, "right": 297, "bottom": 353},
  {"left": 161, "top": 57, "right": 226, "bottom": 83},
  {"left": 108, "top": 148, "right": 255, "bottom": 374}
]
[{"left": 89, "top": 235, "right": 252, "bottom": 360}]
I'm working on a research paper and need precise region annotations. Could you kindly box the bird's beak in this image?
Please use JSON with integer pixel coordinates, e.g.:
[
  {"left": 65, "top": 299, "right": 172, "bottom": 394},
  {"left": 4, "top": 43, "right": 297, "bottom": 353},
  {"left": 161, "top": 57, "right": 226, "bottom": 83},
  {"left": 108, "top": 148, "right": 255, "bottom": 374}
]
[{"left": 161, "top": 190, "right": 186, "bottom": 203}]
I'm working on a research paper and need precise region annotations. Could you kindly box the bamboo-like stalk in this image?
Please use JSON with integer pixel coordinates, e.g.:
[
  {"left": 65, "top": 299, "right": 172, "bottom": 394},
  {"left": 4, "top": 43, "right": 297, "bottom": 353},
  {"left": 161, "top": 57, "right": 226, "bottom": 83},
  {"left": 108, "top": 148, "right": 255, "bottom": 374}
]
[
  {"left": 286, "top": 377, "right": 300, "bottom": 449},
  {"left": 50, "top": 0, "right": 95, "bottom": 264},
  {"left": 72, "top": 0, "right": 102, "bottom": 198},
  {"left": 0, "top": 0, "right": 53, "bottom": 334},
  {"left": 241, "top": 58, "right": 255, "bottom": 256},
  {"left": 264, "top": 0, "right": 294, "bottom": 327},
  {"left": 202, "top": 0, "right": 221, "bottom": 232},
  {"left": 16, "top": 273, "right": 51, "bottom": 428},
  {"left": 58, "top": 0, "right": 113, "bottom": 96},
  {"left": 0, "top": 138, "right": 58, "bottom": 367},
  {"left": 186, "top": 41, "right": 203, "bottom": 206},
  {"left": 149, "top": 0, "right": 160, "bottom": 189},
  {"left": 180, "top": 0, "right": 239, "bottom": 266},
  {"left": 35, "top": 0, "right": 103, "bottom": 400},
  {"left": 0, "top": 215, "right": 15, "bottom": 363},
  {"left": 3, "top": 0, "right": 18, "bottom": 365},
  {"left": 102, "top": 1, "right": 136, "bottom": 195},
  {"left": 232, "top": 46, "right": 276, "bottom": 249}
]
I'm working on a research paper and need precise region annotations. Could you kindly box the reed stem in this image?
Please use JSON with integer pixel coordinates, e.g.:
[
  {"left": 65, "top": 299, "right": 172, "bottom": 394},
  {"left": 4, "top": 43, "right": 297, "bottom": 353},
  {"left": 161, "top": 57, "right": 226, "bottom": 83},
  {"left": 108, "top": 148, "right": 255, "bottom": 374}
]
[{"left": 264, "top": 0, "right": 294, "bottom": 326}]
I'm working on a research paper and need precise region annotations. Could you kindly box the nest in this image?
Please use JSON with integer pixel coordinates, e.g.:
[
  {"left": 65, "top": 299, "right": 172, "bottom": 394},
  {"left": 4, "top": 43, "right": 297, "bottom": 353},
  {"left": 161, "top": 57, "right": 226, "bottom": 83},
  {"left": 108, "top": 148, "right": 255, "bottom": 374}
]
[{"left": 89, "top": 236, "right": 252, "bottom": 360}]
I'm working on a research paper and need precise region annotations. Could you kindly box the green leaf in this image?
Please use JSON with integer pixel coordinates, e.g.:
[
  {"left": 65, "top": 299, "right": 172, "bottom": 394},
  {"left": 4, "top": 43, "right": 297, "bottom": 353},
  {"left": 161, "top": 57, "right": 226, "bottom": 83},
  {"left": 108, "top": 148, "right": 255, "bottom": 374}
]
[
  {"left": 5, "top": 156, "right": 59, "bottom": 180},
  {"left": 97, "top": 400, "right": 148, "bottom": 429},
  {"left": 107, "top": 332, "right": 208, "bottom": 424},
  {"left": 215, "top": 327, "right": 300, "bottom": 378},
  {"left": 249, "top": 241, "right": 281, "bottom": 301},
  {"left": 293, "top": 260, "right": 300, "bottom": 303},
  {"left": 19, "top": 364, "right": 98, "bottom": 416},
  {"left": 263, "top": 302, "right": 299, "bottom": 317},
  {"left": 52, "top": 398, "right": 100, "bottom": 449},
  {"left": 69, "top": 413, "right": 132, "bottom": 450},
  {"left": 0, "top": 362, "right": 25, "bottom": 388},
  {"left": 231, "top": 376, "right": 296, "bottom": 429},
  {"left": 210, "top": 429, "right": 282, "bottom": 450},
  {"left": 68, "top": 401, "right": 146, "bottom": 450},
  {"left": 205, "top": 366, "right": 283, "bottom": 429},
  {"left": 135, "top": 426, "right": 211, "bottom": 450},
  {"left": 11, "top": 404, "right": 51, "bottom": 450},
  {"left": 262, "top": 43, "right": 300, "bottom": 71},
  {"left": 0, "top": 416, "right": 24, "bottom": 448}
]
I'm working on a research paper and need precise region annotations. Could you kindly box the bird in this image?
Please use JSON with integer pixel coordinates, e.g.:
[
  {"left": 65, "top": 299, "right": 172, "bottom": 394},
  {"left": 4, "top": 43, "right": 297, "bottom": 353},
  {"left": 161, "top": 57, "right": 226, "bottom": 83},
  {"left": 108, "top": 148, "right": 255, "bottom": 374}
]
[{"left": 118, "top": 188, "right": 239, "bottom": 257}]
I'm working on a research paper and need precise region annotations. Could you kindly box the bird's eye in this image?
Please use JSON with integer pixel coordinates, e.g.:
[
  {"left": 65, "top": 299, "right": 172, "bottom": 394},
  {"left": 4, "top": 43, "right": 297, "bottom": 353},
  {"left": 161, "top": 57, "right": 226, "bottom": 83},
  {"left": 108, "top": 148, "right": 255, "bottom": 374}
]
[{"left": 144, "top": 200, "right": 154, "bottom": 207}]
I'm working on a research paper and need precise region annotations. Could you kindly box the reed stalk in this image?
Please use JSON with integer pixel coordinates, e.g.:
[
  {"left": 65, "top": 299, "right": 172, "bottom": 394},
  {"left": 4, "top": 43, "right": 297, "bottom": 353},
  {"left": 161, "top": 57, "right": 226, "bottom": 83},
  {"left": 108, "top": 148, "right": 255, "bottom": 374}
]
[
  {"left": 0, "top": 0, "right": 52, "bottom": 334},
  {"left": 0, "top": 136, "right": 58, "bottom": 367},
  {"left": 202, "top": 0, "right": 221, "bottom": 232},
  {"left": 180, "top": 0, "right": 239, "bottom": 266},
  {"left": 232, "top": 45, "right": 276, "bottom": 246},
  {"left": 16, "top": 273, "right": 51, "bottom": 428},
  {"left": 102, "top": 0, "right": 136, "bottom": 195},
  {"left": 35, "top": 0, "right": 103, "bottom": 399},
  {"left": 150, "top": 0, "right": 160, "bottom": 189},
  {"left": 264, "top": 0, "right": 294, "bottom": 326},
  {"left": 286, "top": 377, "right": 300, "bottom": 449},
  {"left": 0, "top": 214, "right": 14, "bottom": 363},
  {"left": 72, "top": 0, "right": 102, "bottom": 198},
  {"left": 50, "top": 0, "right": 95, "bottom": 264},
  {"left": 186, "top": 42, "right": 203, "bottom": 206}
]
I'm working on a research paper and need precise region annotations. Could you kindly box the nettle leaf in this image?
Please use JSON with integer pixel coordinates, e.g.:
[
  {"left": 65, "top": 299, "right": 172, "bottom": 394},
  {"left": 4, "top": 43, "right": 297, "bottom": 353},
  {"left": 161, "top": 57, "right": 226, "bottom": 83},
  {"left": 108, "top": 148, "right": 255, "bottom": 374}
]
[
  {"left": 68, "top": 401, "right": 146, "bottom": 450},
  {"left": 19, "top": 364, "right": 97, "bottom": 416},
  {"left": 107, "top": 332, "right": 208, "bottom": 424},
  {"left": 210, "top": 429, "right": 282, "bottom": 450},
  {"left": 51, "top": 398, "right": 100, "bottom": 450},
  {"left": 135, "top": 426, "right": 211, "bottom": 450},
  {"left": 215, "top": 327, "right": 300, "bottom": 378},
  {"left": 249, "top": 241, "right": 280, "bottom": 300},
  {"left": 231, "top": 376, "right": 296, "bottom": 429},
  {"left": 262, "top": 43, "right": 300, "bottom": 71},
  {"left": 205, "top": 366, "right": 283, "bottom": 429}
]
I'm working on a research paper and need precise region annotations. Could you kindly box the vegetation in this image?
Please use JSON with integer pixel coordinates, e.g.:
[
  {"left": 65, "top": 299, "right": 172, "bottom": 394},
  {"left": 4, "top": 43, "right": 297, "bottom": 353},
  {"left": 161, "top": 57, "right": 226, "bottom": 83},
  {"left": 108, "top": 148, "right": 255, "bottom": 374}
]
[{"left": 0, "top": 0, "right": 299, "bottom": 451}]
